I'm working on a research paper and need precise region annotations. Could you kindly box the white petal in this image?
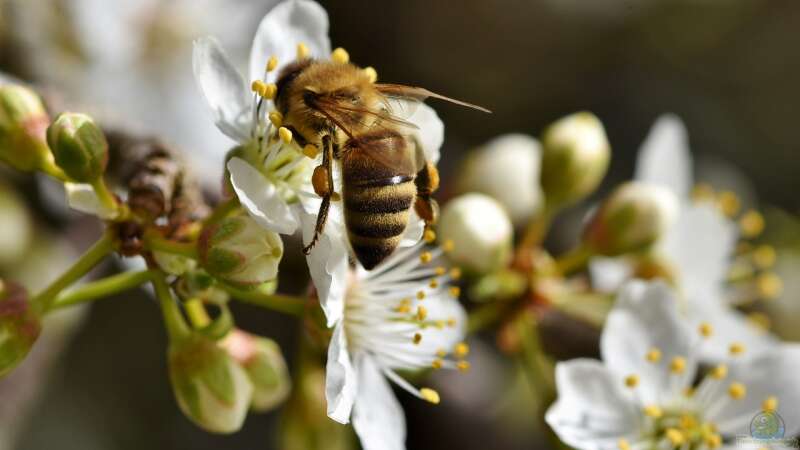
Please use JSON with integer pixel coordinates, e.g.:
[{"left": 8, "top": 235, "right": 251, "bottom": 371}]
[
  {"left": 193, "top": 37, "right": 252, "bottom": 143},
  {"left": 660, "top": 203, "right": 736, "bottom": 304},
  {"left": 601, "top": 281, "right": 697, "bottom": 405},
  {"left": 546, "top": 359, "right": 640, "bottom": 450},
  {"left": 408, "top": 103, "right": 444, "bottom": 165},
  {"left": 249, "top": 0, "right": 331, "bottom": 84},
  {"left": 634, "top": 114, "right": 693, "bottom": 198},
  {"left": 589, "top": 257, "right": 633, "bottom": 293},
  {"left": 689, "top": 299, "right": 776, "bottom": 363},
  {"left": 300, "top": 205, "right": 349, "bottom": 326},
  {"left": 708, "top": 344, "right": 800, "bottom": 436},
  {"left": 64, "top": 182, "right": 118, "bottom": 219},
  {"left": 352, "top": 355, "right": 406, "bottom": 450},
  {"left": 228, "top": 158, "right": 299, "bottom": 235},
  {"left": 325, "top": 322, "right": 358, "bottom": 424},
  {"left": 399, "top": 210, "right": 424, "bottom": 248}
]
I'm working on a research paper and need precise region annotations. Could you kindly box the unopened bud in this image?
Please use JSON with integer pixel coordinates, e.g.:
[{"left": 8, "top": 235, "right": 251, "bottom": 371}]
[
  {"left": 46, "top": 113, "right": 108, "bottom": 182},
  {"left": 458, "top": 134, "right": 542, "bottom": 225},
  {"left": 0, "top": 84, "right": 52, "bottom": 172},
  {"left": 221, "top": 329, "right": 290, "bottom": 412},
  {"left": 540, "top": 112, "right": 610, "bottom": 208},
  {"left": 583, "top": 182, "right": 678, "bottom": 256},
  {"left": 0, "top": 280, "right": 41, "bottom": 378},
  {"left": 198, "top": 215, "right": 283, "bottom": 287},
  {"left": 438, "top": 193, "right": 513, "bottom": 274},
  {"left": 168, "top": 333, "right": 254, "bottom": 433}
]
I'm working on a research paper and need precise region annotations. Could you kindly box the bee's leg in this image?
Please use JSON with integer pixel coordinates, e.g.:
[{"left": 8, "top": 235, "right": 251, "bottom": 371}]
[
  {"left": 303, "top": 134, "right": 335, "bottom": 254},
  {"left": 414, "top": 161, "right": 440, "bottom": 226}
]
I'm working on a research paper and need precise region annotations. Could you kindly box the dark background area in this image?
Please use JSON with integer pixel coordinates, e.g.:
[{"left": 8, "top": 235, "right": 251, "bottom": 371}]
[{"left": 2, "top": 0, "right": 798, "bottom": 449}]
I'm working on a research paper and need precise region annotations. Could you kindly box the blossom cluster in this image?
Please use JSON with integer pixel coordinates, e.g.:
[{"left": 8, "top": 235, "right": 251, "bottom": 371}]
[{"left": 0, "top": 1, "right": 795, "bottom": 450}]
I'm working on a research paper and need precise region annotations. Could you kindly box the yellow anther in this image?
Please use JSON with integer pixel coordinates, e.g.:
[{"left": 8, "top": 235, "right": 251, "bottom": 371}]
[
  {"left": 679, "top": 415, "right": 697, "bottom": 430},
  {"left": 670, "top": 356, "right": 686, "bottom": 374},
  {"left": 762, "top": 396, "right": 778, "bottom": 412},
  {"left": 363, "top": 66, "right": 378, "bottom": 83},
  {"left": 296, "top": 42, "right": 310, "bottom": 59},
  {"left": 646, "top": 348, "right": 662, "bottom": 363},
  {"left": 665, "top": 428, "right": 685, "bottom": 446},
  {"left": 699, "top": 322, "right": 713, "bottom": 338},
  {"left": 446, "top": 317, "right": 457, "bottom": 328},
  {"left": 457, "top": 360, "right": 471, "bottom": 372},
  {"left": 420, "top": 388, "right": 440, "bottom": 404},
  {"left": 429, "top": 279, "right": 439, "bottom": 289},
  {"left": 436, "top": 348, "right": 447, "bottom": 358},
  {"left": 416, "top": 290, "right": 426, "bottom": 300},
  {"left": 449, "top": 286, "right": 461, "bottom": 298},
  {"left": 413, "top": 333, "right": 422, "bottom": 345},
  {"left": 454, "top": 342, "right": 470, "bottom": 358},
  {"left": 449, "top": 267, "right": 462, "bottom": 280},
  {"left": 431, "top": 359, "right": 443, "bottom": 369},
  {"left": 624, "top": 374, "right": 640, "bottom": 388},
  {"left": 683, "top": 387, "right": 696, "bottom": 397},
  {"left": 423, "top": 229, "right": 437, "bottom": 243},
  {"left": 729, "top": 342, "right": 746, "bottom": 356},
  {"left": 704, "top": 434, "right": 722, "bottom": 449},
  {"left": 747, "top": 312, "right": 771, "bottom": 331},
  {"left": 692, "top": 183, "right": 715, "bottom": 202},
  {"left": 710, "top": 364, "right": 728, "bottom": 380},
  {"left": 442, "top": 239, "right": 454, "bottom": 252},
  {"left": 278, "top": 126, "right": 293, "bottom": 143},
  {"left": 618, "top": 438, "right": 631, "bottom": 450},
  {"left": 435, "top": 320, "right": 445, "bottom": 329},
  {"left": 262, "top": 83, "right": 277, "bottom": 99},
  {"left": 416, "top": 306, "right": 428, "bottom": 321},
  {"left": 268, "top": 111, "right": 283, "bottom": 127},
  {"left": 718, "top": 191, "right": 741, "bottom": 217},
  {"left": 752, "top": 245, "right": 777, "bottom": 269},
  {"left": 420, "top": 251, "right": 433, "bottom": 264},
  {"left": 434, "top": 266, "right": 446, "bottom": 276},
  {"left": 739, "top": 210, "right": 765, "bottom": 238},
  {"left": 266, "top": 55, "right": 278, "bottom": 72},
  {"left": 757, "top": 272, "right": 783, "bottom": 299},
  {"left": 303, "top": 144, "right": 320, "bottom": 159},
  {"left": 728, "top": 382, "right": 747, "bottom": 399},
  {"left": 251, "top": 80, "right": 267, "bottom": 96},
  {"left": 331, "top": 47, "right": 350, "bottom": 64},
  {"left": 396, "top": 299, "right": 411, "bottom": 313},
  {"left": 644, "top": 405, "right": 663, "bottom": 418}
]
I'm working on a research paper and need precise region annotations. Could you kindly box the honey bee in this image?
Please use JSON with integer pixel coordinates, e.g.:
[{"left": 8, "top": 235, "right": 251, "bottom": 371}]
[{"left": 273, "top": 58, "right": 488, "bottom": 269}]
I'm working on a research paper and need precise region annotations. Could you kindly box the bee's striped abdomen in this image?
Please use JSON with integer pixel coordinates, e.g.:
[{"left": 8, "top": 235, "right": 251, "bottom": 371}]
[{"left": 342, "top": 130, "right": 417, "bottom": 269}]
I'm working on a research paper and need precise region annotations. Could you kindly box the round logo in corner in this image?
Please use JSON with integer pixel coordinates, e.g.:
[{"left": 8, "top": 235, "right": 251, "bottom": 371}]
[{"left": 751, "top": 411, "right": 786, "bottom": 440}]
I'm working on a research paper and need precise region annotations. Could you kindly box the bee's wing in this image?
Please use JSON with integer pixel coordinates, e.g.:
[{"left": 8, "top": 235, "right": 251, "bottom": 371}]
[
  {"left": 375, "top": 83, "right": 492, "bottom": 113},
  {"left": 343, "top": 129, "right": 420, "bottom": 175},
  {"left": 313, "top": 95, "right": 420, "bottom": 136}
]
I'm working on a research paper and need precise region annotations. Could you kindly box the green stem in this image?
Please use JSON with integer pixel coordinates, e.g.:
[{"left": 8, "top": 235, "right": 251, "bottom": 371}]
[
  {"left": 48, "top": 270, "right": 153, "bottom": 312},
  {"left": 39, "top": 159, "right": 68, "bottom": 181},
  {"left": 184, "top": 298, "right": 211, "bottom": 328},
  {"left": 31, "top": 231, "right": 115, "bottom": 313},
  {"left": 221, "top": 283, "right": 306, "bottom": 317},
  {"left": 203, "top": 197, "right": 240, "bottom": 226},
  {"left": 90, "top": 177, "right": 119, "bottom": 216},
  {"left": 554, "top": 244, "right": 593, "bottom": 276},
  {"left": 144, "top": 235, "right": 198, "bottom": 259},
  {"left": 468, "top": 301, "right": 512, "bottom": 334},
  {"left": 519, "top": 207, "right": 555, "bottom": 252},
  {"left": 152, "top": 272, "right": 190, "bottom": 341}
]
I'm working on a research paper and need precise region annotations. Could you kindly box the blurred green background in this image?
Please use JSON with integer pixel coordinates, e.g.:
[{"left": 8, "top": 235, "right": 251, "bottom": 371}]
[{"left": 0, "top": 0, "right": 798, "bottom": 449}]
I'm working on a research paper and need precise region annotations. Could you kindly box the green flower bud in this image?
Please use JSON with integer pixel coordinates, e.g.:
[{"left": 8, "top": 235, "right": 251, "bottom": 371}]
[
  {"left": 583, "top": 181, "right": 679, "bottom": 256},
  {"left": 46, "top": 112, "right": 108, "bottom": 182},
  {"left": 439, "top": 193, "right": 513, "bottom": 275},
  {"left": 221, "top": 329, "right": 290, "bottom": 412},
  {"left": 540, "top": 112, "right": 610, "bottom": 209},
  {"left": 0, "top": 280, "right": 41, "bottom": 378},
  {"left": 0, "top": 84, "right": 53, "bottom": 172},
  {"left": 168, "top": 333, "right": 253, "bottom": 433},
  {"left": 198, "top": 215, "right": 283, "bottom": 288}
]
